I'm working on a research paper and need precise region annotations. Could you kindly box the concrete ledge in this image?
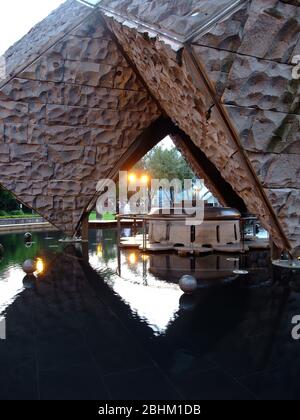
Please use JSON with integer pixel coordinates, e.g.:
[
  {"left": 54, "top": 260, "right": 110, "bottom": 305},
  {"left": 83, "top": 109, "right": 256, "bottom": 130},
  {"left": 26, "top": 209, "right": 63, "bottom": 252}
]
[
  {"left": 0, "top": 222, "right": 57, "bottom": 233},
  {"left": 0, "top": 217, "right": 45, "bottom": 225}
]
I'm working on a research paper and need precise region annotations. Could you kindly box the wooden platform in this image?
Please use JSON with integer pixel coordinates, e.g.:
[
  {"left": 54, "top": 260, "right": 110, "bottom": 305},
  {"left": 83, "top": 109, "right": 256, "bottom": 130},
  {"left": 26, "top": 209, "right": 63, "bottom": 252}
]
[
  {"left": 247, "top": 239, "right": 270, "bottom": 250},
  {"left": 89, "top": 219, "right": 143, "bottom": 229},
  {"left": 118, "top": 235, "right": 269, "bottom": 255}
]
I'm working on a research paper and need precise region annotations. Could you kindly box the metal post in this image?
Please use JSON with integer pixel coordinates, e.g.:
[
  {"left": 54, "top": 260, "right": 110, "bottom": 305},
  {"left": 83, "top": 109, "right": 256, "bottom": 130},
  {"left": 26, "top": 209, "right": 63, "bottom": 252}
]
[
  {"left": 240, "top": 218, "right": 245, "bottom": 253},
  {"left": 133, "top": 215, "right": 137, "bottom": 237},
  {"left": 270, "top": 240, "right": 282, "bottom": 261},
  {"left": 117, "top": 215, "right": 121, "bottom": 248},
  {"left": 81, "top": 213, "right": 89, "bottom": 243},
  {"left": 142, "top": 218, "right": 146, "bottom": 252}
]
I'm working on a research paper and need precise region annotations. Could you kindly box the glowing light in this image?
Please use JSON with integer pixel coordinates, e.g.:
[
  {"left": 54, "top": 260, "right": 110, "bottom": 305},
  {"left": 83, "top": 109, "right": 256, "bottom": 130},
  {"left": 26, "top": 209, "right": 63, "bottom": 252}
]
[
  {"left": 141, "top": 175, "right": 149, "bottom": 185},
  {"left": 128, "top": 173, "right": 136, "bottom": 183},
  {"left": 128, "top": 253, "right": 137, "bottom": 265},
  {"left": 35, "top": 258, "right": 45, "bottom": 275},
  {"left": 141, "top": 254, "right": 149, "bottom": 261},
  {"left": 97, "top": 244, "right": 103, "bottom": 258}
]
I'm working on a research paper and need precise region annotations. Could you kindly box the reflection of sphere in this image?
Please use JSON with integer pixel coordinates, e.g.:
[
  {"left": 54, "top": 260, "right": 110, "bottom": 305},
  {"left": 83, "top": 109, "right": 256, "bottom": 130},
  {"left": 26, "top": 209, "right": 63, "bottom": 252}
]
[
  {"left": 23, "top": 274, "right": 36, "bottom": 289},
  {"left": 179, "top": 294, "right": 197, "bottom": 311},
  {"left": 24, "top": 232, "right": 32, "bottom": 243},
  {"left": 0, "top": 243, "right": 4, "bottom": 255},
  {"left": 22, "top": 259, "right": 36, "bottom": 274},
  {"left": 179, "top": 275, "right": 197, "bottom": 294},
  {"left": 290, "top": 279, "right": 300, "bottom": 293},
  {"left": 25, "top": 242, "right": 33, "bottom": 248}
]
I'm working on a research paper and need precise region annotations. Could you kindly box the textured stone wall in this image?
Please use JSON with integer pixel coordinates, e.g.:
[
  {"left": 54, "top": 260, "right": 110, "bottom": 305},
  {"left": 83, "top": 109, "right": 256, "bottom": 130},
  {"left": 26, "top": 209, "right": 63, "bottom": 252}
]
[
  {"left": 103, "top": 11, "right": 292, "bottom": 250},
  {"left": 0, "top": 8, "right": 160, "bottom": 235},
  {"left": 1, "top": 0, "right": 299, "bottom": 251},
  {"left": 193, "top": 0, "right": 300, "bottom": 250},
  {"left": 100, "top": 0, "right": 237, "bottom": 39}
]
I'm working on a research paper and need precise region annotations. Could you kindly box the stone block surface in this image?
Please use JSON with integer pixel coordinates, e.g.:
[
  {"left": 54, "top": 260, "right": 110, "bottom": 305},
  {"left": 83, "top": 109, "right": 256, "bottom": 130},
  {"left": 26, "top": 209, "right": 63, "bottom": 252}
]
[{"left": 0, "top": 10, "right": 160, "bottom": 235}]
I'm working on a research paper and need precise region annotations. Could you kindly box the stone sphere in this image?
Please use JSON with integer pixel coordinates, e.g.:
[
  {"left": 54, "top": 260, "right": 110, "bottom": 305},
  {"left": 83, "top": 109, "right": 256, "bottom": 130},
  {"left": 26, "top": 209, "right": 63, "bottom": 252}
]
[
  {"left": 24, "top": 232, "right": 32, "bottom": 243},
  {"left": 22, "top": 259, "right": 36, "bottom": 274},
  {"left": 179, "top": 275, "right": 197, "bottom": 294}
]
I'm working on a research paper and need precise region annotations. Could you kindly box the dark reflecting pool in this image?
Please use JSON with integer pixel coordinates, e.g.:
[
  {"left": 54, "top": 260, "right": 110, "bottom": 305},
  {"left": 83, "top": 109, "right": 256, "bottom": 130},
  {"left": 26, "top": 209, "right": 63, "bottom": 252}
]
[{"left": 1, "top": 228, "right": 300, "bottom": 400}]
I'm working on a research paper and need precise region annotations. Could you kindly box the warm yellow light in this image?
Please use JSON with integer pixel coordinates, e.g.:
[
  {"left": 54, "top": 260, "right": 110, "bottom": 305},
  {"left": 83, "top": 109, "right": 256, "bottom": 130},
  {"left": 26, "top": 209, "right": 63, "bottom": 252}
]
[
  {"left": 141, "top": 254, "right": 149, "bottom": 261},
  {"left": 36, "top": 258, "right": 44, "bottom": 275},
  {"left": 97, "top": 244, "right": 103, "bottom": 258},
  {"left": 128, "top": 173, "right": 136, "bottom": 183},
  {"left": 141, "top": 175, "right": 149, "bottom": 185},
  {"left": 128, "top": 252, "right": 137, "bottom": 265}
]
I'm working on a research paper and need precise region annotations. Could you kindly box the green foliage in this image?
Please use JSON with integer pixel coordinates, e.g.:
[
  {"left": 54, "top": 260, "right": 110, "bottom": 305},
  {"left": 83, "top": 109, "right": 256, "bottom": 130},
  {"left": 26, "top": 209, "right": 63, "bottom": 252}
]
[
  {"left": 0, "top": 186, "right": 33, "bottom": 215},
  {"left": 10, "top": 210, "right": 24, "bottom": 216},
  {"left": 89, "top": 211, "right": 97, "bottom": 221},
  {"left": 0, "top": 214, "right": 38, "bottom": 219},
  {"left": 135, "top": 145, "right": 195, "bottom": 182},
  {"left": 0, "top": 188, "right": 19, "bottom": 212}
]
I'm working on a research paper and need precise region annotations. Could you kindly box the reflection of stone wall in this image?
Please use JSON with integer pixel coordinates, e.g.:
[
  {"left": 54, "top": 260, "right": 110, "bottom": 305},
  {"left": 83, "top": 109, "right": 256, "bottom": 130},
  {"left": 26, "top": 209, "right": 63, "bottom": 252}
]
[{"left": 0, "top": 5, "right": 160, "bottom": 235}]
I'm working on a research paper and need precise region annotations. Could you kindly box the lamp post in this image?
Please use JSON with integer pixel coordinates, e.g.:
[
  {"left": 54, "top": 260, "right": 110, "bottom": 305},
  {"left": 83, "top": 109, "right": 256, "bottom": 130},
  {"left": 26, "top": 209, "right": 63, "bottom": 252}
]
[{"left": 128, "top": 172, "right": 151, "bottom": 214}]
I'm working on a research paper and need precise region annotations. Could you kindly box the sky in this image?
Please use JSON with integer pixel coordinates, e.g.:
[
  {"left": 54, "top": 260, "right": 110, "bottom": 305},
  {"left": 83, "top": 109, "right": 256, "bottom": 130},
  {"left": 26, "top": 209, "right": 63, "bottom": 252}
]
[{"left": 0, "top": 0, "right": 66, "bottom": 55}]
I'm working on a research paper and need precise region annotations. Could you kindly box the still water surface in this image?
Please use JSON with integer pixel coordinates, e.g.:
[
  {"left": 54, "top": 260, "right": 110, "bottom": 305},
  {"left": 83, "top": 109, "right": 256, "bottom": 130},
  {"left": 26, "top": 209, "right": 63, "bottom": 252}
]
[{"left": 0, "top": 229, "right": 300, "bottom": 400}]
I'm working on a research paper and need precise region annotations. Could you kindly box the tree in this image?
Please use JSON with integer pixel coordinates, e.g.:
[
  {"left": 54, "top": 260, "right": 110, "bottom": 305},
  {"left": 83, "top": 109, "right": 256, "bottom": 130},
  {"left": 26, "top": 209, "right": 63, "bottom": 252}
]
[
  {"left": 0, "top": 186, "right": 32, "bottom": 214},
  {"left": 0, "top": 187, "right": 19, "bottom": 213},
  {"left": 135, "top": 145, "right": 194, "bottom": 182}
]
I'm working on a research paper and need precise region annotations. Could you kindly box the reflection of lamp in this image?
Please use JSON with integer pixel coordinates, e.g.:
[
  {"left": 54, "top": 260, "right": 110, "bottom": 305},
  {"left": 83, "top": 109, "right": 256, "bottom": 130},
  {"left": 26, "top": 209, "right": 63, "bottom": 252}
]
[
  {"left": 128, "top": 252, "right": 137, "bottom": 265},
  {"left": 36, "top": 258, "right": 45, "bottom": 275},
  {"left": 97, "top": 244, "right": 103, "bottom": 258}
]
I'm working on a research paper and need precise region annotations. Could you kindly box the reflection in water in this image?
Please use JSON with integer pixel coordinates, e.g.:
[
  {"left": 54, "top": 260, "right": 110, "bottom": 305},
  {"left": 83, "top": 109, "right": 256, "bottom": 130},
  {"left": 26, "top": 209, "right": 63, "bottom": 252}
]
[
  {"left": 0, "top": 230, "right": 62, "bottom": 316},
  {"left": 1, "top": 229, "right": 300, "bottom": 399},
  {"left": 0, "top": 228, "right": 291, "bottom": 340},
  {"left": 87, "top": 229, "right": 263, "bottom": 336},
  {"left": 35, "top": 258, "right": 45, "bottom": 275},
  {"left": 0, "top": 265, "right": 24, "bottom": 314},
  {"left": 89, "top": 230, "right": 182, "bottom": 335}
]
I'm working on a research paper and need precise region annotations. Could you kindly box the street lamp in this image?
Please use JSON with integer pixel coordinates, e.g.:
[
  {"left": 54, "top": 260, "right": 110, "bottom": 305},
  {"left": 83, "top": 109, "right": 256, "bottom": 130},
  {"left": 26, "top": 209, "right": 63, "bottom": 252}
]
[
  {"left": 128, "top": 173, "right": 137, "bottom": 184},
  {"left": 127, "top": 172, "right": 151, "bottom": 213},
  {"left": 141, "top": 175, "right": 149, "bottom": 185}
]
